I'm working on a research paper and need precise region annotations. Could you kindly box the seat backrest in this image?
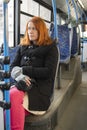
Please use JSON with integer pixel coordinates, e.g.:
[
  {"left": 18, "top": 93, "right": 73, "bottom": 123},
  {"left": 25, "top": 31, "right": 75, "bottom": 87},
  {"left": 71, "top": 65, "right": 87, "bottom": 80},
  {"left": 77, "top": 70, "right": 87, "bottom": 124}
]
[
  {"left": 50, "top": 24, "right": 71, "bottom": 64},
  {"left": 71, "top": 27, "right": 78, "bottom": 56},
  {"left": 58, "top": 24, "right": 70, "bottom": 63},
  {"left": 0, "top": 46, "right": 19, "bottom": 83},
  {"left": 9, "top": 46, "right": 19, "bottom": 64}
]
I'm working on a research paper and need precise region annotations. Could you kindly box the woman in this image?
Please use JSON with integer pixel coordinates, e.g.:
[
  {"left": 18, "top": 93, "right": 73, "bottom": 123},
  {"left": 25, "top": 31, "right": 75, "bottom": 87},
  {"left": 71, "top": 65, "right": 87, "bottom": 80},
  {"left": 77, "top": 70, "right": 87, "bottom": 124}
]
[{"left": 10, "top": 16, "right": 58, "bottom": 130}]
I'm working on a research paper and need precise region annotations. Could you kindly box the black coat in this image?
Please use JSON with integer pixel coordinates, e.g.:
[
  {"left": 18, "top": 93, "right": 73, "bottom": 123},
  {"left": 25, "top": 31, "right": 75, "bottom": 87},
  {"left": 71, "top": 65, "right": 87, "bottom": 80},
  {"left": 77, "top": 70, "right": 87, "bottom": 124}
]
[{"left": 11, "top": 42, "right": 58, "bottom": 111}]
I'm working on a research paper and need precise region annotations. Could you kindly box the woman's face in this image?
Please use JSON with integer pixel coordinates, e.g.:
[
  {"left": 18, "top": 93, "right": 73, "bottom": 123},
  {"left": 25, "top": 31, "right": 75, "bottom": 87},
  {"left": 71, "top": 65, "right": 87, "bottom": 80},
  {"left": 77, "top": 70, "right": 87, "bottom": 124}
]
[{"left": 28, "top": 22, "right": 39, "bottom": 43}]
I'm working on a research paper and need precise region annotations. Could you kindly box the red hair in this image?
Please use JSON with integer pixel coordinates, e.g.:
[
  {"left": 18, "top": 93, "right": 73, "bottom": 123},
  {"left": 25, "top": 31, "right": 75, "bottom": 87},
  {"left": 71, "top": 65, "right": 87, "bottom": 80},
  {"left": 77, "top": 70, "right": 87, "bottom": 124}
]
[{"left": 20, "top": 16, "right": 52, "bottom": 46}]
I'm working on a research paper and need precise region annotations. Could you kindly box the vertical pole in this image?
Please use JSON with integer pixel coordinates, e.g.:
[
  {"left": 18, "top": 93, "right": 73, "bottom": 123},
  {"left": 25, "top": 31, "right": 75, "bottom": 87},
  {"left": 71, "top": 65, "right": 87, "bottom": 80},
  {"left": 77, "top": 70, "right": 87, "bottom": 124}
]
[
  {"left": 71, "top": 0, "right": 78, "bottom": 23},
  {"left": 51, "top": 0, "right": 61, "bottom": 89},
  {"left": 52, "top": 0, "right": 58, "bottom": 40},
  {"left": 3, "top": 1, "right": 11, "bottom": 130},
  {"left": 65, "top": 0, "right": 71, "bottom": 21}
]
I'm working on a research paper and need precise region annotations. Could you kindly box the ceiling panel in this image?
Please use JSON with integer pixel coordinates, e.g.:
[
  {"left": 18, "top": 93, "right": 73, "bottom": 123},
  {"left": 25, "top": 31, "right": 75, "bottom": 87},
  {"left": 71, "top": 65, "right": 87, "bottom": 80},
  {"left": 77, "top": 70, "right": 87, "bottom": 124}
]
[
  {"left": 41, "top": 0, "right": 87, "bottom": 20},
  {"left": 81, "top": 0, "right": 87, "bottom": 11}
]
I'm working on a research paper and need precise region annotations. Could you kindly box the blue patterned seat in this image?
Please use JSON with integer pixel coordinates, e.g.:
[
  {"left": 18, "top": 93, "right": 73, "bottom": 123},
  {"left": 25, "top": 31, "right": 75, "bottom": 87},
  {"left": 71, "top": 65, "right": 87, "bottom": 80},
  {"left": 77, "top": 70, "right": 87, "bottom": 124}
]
[
  {"left": 71, "top": 27, "right": 78, "bottom": 57},
  {"left": 9, "top": 46, "right": 19, "bottom": 64},
  {"left": 50, "top": 24, "right": 71, "bottom": 64},
  {"left": 9, "top": 46, "right": 19, "bottom": 83},
  {"left": 0, "top": 46, "right": 19, "bottom": 83},
  {"left": 50, "top": 24, "right": 72, "bottom": 88}
]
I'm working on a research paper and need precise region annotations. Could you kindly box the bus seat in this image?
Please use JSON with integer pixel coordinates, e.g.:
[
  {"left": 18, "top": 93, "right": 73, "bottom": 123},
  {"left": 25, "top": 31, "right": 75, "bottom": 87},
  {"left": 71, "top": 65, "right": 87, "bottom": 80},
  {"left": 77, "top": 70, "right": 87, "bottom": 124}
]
[
  {"left": 58, "top": 24, "right": 70, "bottom": 64},
  {"left": 0, "top": 46, "right": 19, "bottom": 83},
  {"left": 71, "top": 27, "right": 78, "bottom": 57},
  {"left": 9, "top": 46, "right": 19, "bottom": 64},
  {"left": 50, "top": 23, "right": 72, "bottom": 88},
  {"left": 50, "top": 24, "right": 71, "bottom": 64}
]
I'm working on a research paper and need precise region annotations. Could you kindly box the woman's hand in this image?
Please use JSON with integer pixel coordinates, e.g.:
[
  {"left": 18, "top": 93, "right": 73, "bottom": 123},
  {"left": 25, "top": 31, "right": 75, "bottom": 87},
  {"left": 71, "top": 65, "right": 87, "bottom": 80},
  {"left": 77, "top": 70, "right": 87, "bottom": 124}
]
[{"left": 24, "top": 76, "right": 31, "bottom": 88}]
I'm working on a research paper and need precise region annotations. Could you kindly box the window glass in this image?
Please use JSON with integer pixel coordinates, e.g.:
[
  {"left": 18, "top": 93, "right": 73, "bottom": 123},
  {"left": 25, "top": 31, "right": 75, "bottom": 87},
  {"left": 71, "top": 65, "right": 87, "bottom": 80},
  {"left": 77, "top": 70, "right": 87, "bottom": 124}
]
[
  {"left": 8, "top": 0, "right": 14, "bottom": 47},
  {"left": 20, "top": 14, "right": 31, "bottom": 34},
  {"left": 0, "top": 1, "right": 4, "bottom": 47},
  {"left": 21, "top": 0, "right": 39, "bottom": 16},
  {"left": 40, "top": 5, "right": 51, "bottom": 22}
]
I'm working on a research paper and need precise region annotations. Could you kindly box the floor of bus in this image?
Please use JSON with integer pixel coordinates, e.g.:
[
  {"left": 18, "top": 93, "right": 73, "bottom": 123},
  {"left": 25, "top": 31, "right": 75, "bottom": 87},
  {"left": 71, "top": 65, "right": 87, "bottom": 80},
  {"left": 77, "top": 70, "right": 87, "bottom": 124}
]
[{"left": 55, "top": 71, "right": 87, "bottom": 130}]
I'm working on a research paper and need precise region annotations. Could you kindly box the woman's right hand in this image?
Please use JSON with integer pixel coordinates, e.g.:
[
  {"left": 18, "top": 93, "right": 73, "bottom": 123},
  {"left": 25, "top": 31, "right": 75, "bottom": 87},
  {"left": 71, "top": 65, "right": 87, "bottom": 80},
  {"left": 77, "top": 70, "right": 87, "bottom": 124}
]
[{"left": 24, "top": 76, "right": 32, "bottom": 88}]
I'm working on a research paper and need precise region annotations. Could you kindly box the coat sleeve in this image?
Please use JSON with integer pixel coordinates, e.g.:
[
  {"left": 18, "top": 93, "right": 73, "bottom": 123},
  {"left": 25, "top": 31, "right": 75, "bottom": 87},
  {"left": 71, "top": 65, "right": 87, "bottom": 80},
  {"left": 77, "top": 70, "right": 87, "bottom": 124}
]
[{"left": 22, "top": 45, "right": 58, "bottom": 79}]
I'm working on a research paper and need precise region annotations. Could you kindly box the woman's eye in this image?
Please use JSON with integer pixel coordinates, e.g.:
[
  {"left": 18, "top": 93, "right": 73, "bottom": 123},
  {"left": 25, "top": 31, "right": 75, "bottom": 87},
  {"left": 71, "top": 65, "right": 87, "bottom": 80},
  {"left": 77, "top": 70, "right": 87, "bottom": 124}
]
[
  {"left": 28, "top": 27, "right": 36, "bottom": 31},
  {"left": 32, "top": 27, "right": 36, "bottom": 30}
]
